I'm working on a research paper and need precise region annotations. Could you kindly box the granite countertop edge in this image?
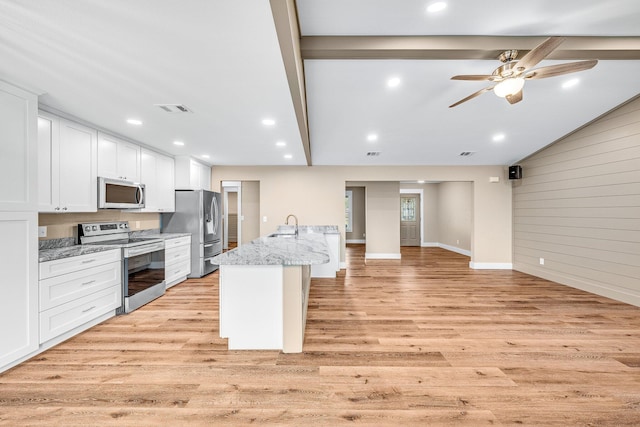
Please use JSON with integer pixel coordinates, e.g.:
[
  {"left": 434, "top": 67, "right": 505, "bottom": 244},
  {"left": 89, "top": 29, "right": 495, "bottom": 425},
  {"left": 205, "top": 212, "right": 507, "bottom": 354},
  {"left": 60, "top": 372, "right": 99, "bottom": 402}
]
[{"left": 212, "top": 233, "right": 330, "bottom": 266}]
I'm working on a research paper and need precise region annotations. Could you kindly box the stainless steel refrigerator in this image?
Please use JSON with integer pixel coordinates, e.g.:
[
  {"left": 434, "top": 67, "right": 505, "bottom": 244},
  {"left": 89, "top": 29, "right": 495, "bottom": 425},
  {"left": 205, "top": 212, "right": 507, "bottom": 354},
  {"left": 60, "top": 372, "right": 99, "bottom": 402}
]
[{"left": 161, "top": 190, "right": 222, "bottom": 278}]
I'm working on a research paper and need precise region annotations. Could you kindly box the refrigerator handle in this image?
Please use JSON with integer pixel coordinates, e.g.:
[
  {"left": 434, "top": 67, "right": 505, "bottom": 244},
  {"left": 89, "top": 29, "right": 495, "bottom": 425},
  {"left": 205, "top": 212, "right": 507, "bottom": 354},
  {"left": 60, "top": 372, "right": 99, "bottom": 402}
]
[{"left": 213, "top": 195, "right": 219, "bottom": 234}]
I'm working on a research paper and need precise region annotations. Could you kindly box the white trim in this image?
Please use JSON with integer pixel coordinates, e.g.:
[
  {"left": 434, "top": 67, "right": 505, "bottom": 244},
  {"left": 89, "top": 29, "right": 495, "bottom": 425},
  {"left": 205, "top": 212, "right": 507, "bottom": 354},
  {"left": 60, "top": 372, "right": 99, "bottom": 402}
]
[
  {"left": 514, "top": 264, "right": 640, "bottom": 308},
  {"left": 438, "top": 243, "right": 471, "bottom": 257},
  {"left": 470, "top": 262, "right": 513, "bottom": 270},
  {"left": 421, "top": 241, "right": 439, "bottom": 247},
  {"left": 365, "top": 253, "right": 402, "bottom": 260},
  {"left": 346, "top": 239, "right": 365, "bottom": 244},
  {"left": 340, "top": 262, "right": 347, "bottom": 269}
]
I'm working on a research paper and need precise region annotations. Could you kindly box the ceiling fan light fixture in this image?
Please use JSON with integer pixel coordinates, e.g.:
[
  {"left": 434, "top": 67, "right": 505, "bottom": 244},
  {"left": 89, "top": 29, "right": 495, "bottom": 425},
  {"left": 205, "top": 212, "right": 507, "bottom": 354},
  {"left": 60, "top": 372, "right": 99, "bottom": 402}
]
[{"left": 493, "top": 77, "right": 525, "bottom": 98}]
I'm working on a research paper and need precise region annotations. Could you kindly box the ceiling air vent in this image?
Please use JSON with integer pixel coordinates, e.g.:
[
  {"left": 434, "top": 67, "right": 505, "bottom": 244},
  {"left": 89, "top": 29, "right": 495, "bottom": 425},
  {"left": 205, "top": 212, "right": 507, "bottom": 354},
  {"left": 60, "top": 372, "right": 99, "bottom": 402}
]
[
  {"left": 459, "top": 151, "right": 476, "bottom": 157},
  {"left": 366, "top": 151, "right": 381, "bottom": 157},
  {"left": 155, "top": 104, "right": 193, "bottom": 114}
]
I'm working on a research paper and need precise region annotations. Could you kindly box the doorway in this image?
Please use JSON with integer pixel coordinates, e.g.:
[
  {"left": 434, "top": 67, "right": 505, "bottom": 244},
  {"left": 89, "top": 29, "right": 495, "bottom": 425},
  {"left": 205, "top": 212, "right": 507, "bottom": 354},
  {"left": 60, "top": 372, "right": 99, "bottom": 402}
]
[{"left": 400, "top": 193, "right": 421, "bottom": 246}]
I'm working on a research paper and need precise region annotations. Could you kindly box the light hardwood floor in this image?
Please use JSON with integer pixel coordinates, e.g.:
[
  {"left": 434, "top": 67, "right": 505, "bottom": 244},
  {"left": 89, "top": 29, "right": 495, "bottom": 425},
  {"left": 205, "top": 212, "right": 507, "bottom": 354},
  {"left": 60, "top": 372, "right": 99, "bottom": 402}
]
[{"left": 1, "top": 245, "right": 640, "bottom": 426}]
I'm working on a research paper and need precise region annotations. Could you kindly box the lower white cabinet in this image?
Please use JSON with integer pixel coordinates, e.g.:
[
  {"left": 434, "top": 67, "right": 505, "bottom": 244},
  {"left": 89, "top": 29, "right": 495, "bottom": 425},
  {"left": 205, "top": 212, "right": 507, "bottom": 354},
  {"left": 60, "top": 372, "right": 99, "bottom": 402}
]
[
  {"left": 165, "top": 236, "right": 191, "bottom": 288},
  {"left": 311, "top": 233, "right": 340, "bottom": 278},
  {"left": 38, "top": 249, "right": 122, "bottom": 344}
]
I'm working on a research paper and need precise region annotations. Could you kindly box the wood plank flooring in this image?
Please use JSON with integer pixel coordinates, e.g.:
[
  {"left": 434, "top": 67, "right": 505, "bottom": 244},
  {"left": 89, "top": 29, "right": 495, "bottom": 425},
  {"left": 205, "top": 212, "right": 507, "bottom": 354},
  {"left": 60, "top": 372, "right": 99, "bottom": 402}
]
[{"left": 2, "top": 245, "right": 640, "bottom": 426}]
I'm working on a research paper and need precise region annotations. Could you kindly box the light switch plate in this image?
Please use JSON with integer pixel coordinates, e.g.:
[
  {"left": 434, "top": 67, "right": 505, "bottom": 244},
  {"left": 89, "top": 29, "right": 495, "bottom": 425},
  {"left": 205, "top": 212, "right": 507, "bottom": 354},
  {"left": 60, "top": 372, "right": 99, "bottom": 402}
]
[{"left": 38, "top": 226, "right": 47, "bottom": 237}]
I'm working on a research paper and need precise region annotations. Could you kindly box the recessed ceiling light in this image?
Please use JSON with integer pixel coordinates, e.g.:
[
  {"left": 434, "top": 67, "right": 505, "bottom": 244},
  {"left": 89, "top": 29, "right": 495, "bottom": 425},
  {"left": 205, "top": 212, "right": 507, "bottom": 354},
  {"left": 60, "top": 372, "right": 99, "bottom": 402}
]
[
  {"left": 387, "top": 77, "right": 401, "bottom": 88},
  {"left": 201, "top": 154, "right": 210, "bottom": 159},
  {"left": 492, "top": 133, "right": 506, "bottom": 142},
  {"left": 562, "top": 78, "right": 580, "bottom": 89},
  {"left": 427, "top": 2, "right": 447, "bottom": 13},
  {"left": 276, "top": 141, "right": 286, "bottom": 147},
  {"left": 126, "top": 118, "right": 143, "bottom": 125},
  {"left": 367, "top": 133, "right": 378, "bottom": 142},
  {"left": 262, "top": 118, "right": 276, "bottom": 126},
  {"left": 284, "top": 154, "right": 293, "bottom": 159},
  {"left": 173, "top": 141, "right": 185, "bottom": 146}
]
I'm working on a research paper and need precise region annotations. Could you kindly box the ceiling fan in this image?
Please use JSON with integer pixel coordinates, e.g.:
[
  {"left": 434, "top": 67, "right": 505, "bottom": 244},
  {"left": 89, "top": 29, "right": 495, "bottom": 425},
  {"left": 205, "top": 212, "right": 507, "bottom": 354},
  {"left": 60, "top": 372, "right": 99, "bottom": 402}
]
[{"left": 449, "top": 37, "right": 597, "bottom": 108}]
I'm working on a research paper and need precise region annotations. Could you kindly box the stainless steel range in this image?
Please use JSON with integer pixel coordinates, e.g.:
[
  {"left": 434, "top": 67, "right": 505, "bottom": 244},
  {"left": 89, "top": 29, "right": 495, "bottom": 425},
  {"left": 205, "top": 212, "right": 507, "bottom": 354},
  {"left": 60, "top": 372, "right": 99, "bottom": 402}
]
[{"left": 78, "top": 221, "right": 165, "bottom": 314}]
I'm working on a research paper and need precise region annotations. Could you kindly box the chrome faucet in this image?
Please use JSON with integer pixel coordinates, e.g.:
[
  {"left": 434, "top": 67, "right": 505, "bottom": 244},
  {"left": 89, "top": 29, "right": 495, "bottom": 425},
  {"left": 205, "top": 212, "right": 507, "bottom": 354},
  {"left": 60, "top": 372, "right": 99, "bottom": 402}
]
[{"left": 285, "top": 214, "right": 298, "bottom": 237}]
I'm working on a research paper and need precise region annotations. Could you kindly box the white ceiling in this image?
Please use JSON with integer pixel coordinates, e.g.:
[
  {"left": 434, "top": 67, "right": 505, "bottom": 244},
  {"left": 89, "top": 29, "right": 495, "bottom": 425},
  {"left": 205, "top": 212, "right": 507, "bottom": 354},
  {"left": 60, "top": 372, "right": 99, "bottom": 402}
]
[{"left": 1, "top": 0, "right": 639, "bottom": 167}]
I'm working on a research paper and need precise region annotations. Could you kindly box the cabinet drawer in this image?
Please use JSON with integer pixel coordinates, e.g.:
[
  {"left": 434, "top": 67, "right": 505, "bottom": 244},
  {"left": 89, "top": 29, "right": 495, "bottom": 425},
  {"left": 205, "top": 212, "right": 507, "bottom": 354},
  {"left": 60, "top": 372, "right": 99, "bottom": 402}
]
[
  {"left": 166, "top": 259, "right": 191, "bottom": 285},
  {"left": 165, "top": 236, "right": 191, "bottom": 249},
  {"left": 39, "top": 261, "right": 121, "bottom": 311},
  {"left": 39, "top": 285, "right": 121, "bottom": 343},
  {"left": 165, "top": 247, "right": 190, "bottom": 265},
  {"left": 40, "top": 249, "right": 121, "bottom": 280}
]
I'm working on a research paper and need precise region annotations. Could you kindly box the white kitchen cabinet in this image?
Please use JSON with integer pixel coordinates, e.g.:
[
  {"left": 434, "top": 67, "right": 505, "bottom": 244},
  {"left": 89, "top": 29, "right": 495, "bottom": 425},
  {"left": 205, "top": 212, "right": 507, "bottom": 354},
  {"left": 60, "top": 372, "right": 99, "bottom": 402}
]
[
  {"left": 38, "top": 111, "right": 98, "bottom": 213},
  {"left": 139, "top": 148, "right": 175, "bottom": 212},
  {"left": 39, "top": 249, "right": 121, "bottom": 344},
  {"left": 0, "top": 81, "right": 38, "bottom": 211},
  {"left": 311, "top": 233, "right": 341, "bottom": 278},
  {"left": 0, "top": 80, "right": 39, "bottom": 373},
  {"left": 0, "top": 212, "right": 39, "bottom": 370},
  {"left": 97, "top": 132, "right": 141, "bottom": 182},
  {"left": 175, "top": 156, "right": 211, "bottom": 190},
  {"left": 164, "top": 236, "right": 191, "bottom": 288}
]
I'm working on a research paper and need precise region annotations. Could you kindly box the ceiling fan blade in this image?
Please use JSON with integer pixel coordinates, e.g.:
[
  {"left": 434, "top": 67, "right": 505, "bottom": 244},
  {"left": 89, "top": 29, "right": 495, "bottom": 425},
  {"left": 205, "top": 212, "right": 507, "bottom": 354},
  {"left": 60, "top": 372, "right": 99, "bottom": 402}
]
[
  {"left": 449, "top": 87, "right": 493, "bottom": 108},
  {"left": 451, "top": 75, "right": 495, "bottom": 81},
  {"left": 525, "top": 60, "right": 598, "bottom": 80},
  {"left": 515, "top": 36, "right": 566, "bottom": 73},
  {"left": 506, "top": 89, "right": 523, "bottom": 105}
]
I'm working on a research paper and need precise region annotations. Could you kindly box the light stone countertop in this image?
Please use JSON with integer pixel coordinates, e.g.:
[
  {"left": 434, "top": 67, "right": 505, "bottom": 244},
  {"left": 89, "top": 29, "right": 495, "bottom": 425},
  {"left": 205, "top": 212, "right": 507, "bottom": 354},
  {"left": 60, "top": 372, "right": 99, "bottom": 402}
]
[
  {"left": 38, "top": 231, "right": 190, "bottom": 263},
  {"left": 39, "top": 244, "right": 120, "bottom": 263},
  {"left": 212, "top": 232, "right": 330, "bottom": 266},
  {"left": 277, "top": 225, "right": 340, "bottom": 235}
]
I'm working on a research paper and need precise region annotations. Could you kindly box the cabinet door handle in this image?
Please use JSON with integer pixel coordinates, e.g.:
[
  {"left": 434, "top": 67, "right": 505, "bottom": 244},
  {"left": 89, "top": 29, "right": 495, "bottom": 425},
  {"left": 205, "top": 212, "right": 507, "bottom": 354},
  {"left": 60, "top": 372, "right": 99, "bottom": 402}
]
[
  {"left": 82, "top": 305, "right": 96, "bottom": 313},
  {"left": 55, "top": 207, "right": 60, "bottom": 211},
  {"left": 81, "top": 259, "right": 95, "bottom": 264},
  {"left": 81, "top": 280, "right": 96, "bottom": 286},
  {"left": 174, "top": 254, "right": 181, "bottom": 258}
]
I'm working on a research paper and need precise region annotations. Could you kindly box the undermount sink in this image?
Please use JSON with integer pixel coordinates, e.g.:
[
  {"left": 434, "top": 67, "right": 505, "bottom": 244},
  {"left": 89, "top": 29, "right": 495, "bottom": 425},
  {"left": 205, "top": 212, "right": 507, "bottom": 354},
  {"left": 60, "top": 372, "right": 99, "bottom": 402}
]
[{"left": 268, "top": 233, "right": 296, "bottom": 238}]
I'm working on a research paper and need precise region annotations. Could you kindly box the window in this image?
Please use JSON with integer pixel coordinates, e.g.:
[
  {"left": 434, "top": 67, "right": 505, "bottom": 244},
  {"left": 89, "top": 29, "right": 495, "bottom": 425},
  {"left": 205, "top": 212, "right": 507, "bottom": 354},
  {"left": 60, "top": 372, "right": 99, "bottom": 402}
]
[
  {"left": 345, "top": 190, "right": 353, "bottom": 232},
  {"left": 401, "top": 196, "right": 416, "bottom": 222}
]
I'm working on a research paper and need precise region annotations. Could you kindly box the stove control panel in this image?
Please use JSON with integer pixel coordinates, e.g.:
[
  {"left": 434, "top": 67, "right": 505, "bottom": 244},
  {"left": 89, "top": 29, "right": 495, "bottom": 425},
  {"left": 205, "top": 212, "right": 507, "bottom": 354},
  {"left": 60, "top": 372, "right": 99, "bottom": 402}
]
[{"left": 78, "top": 221, "right": 130, "bottom": 238}]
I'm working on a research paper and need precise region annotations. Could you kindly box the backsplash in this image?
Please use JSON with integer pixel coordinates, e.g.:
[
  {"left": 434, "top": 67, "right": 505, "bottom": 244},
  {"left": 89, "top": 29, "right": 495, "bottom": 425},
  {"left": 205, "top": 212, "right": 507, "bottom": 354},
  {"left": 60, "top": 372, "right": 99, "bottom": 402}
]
[{"left": 39, "top": 212, "right": 160, "bottom": 241}]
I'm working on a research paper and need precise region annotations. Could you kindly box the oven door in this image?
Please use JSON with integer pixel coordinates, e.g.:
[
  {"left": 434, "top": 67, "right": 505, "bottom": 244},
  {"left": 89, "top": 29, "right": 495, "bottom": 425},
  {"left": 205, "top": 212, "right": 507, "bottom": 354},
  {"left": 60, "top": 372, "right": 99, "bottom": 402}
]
[{"left": 120, "top": 242, "right": 166, "bottom": 314}]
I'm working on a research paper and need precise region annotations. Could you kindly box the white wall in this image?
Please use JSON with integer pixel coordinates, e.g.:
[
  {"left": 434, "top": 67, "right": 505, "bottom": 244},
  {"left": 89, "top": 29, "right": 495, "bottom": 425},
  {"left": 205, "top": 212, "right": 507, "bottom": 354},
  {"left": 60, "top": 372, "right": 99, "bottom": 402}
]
[{"left": 211, "top": 165, "right": 512, "bottom": 268}]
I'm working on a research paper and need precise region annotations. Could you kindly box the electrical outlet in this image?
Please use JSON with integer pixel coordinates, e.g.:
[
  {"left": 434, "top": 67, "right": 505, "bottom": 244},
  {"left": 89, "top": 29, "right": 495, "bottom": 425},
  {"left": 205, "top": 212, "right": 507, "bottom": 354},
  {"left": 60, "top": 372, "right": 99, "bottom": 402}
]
[
  {"left": 456, "top": 239, "right": 460, "bottom": 244},
  {"left": 38, "top": 226, "right": 47, "bottom": 237},
  {"left": 263, "top": 216, "right": 268, "bottom": 223},
  {"left": 135, "top": 221, "right": 141, "bottom": 229},
  {"left": 539, "top": 257, "right": 545, "bottom": 265}
]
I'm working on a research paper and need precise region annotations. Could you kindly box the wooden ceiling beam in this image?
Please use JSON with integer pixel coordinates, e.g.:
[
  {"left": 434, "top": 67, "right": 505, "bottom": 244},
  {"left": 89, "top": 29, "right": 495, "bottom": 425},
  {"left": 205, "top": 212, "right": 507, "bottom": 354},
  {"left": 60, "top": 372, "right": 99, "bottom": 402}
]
[{"left": 301, "top": 36, "right": 640, "bottom": 60}]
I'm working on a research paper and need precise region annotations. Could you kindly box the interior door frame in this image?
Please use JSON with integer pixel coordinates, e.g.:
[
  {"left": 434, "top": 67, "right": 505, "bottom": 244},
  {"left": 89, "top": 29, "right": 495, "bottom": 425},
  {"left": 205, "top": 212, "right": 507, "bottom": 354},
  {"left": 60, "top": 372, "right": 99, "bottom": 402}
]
[
  {"left": 222, "top": 181, "right": 241, "bottom": 249},
  {"left": 400, "top": 188, "right": 424, "bottom": 246}
]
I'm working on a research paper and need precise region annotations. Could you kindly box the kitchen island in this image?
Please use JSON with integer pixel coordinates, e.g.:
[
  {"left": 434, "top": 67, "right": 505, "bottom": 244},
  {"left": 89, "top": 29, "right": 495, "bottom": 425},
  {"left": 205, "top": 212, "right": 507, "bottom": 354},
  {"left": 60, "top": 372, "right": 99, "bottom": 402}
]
[{"left": 211, "top": 232, "right": 330, "bottom": 353}]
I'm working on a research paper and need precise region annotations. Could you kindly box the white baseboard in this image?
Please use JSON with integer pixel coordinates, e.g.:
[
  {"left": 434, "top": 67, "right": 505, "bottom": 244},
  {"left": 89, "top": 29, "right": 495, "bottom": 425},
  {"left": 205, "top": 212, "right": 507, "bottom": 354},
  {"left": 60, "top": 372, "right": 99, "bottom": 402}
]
[
  {"left": 365, "top": 253, "right": 402, "bottom": 260},
  {"left": 438, "top": 243, "right": 472, "bottom": 257},
  {"left": 421, "top": 242, "right": 439, "bottom": 247},
  {"left": 339, "top": 262, "right": 347, "bottom": 269},
  {"left": 346, "top": 239, "right": 365, "bottom": 244},
  {"left": 470, "top": 262, "right": 513, "bottom": 270}
]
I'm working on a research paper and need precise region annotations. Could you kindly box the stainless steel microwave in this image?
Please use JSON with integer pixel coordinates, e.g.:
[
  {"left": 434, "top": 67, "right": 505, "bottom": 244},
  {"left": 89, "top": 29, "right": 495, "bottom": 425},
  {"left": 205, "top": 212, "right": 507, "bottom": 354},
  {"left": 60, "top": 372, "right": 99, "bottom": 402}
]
[{"left": 98, "top": 177, "right": 145, "bottom": 209}]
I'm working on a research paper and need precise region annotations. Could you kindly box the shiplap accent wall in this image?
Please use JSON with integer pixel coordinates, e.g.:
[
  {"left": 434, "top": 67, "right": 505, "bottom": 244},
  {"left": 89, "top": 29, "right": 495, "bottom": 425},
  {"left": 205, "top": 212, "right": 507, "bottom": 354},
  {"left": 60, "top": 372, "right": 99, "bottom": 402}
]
[{"left": 513, "top": 96, "right": 640, "bottom": 307}]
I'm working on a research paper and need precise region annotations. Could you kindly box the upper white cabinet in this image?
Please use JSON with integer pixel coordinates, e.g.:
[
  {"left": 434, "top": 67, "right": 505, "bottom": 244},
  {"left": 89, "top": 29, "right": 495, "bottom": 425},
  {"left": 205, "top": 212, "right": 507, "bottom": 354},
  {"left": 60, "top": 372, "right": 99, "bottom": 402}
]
[
  {"left": 0, "top": 80, "right": 38, "bottom": 211},
  {"left": 0, "top": 80, "right": 39, "bottom": 372},
  {"left": 38, "top": 111, "right": 98, "bottom": 213},
  {"left": 175, "top": 156, "right": 211, "bottom": 190},
  {"left": 97, "top": 132, "right": 141, "bottom": 182},
  {"left": 140, "top": 148, "right": 175, "bottom": 212}
]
